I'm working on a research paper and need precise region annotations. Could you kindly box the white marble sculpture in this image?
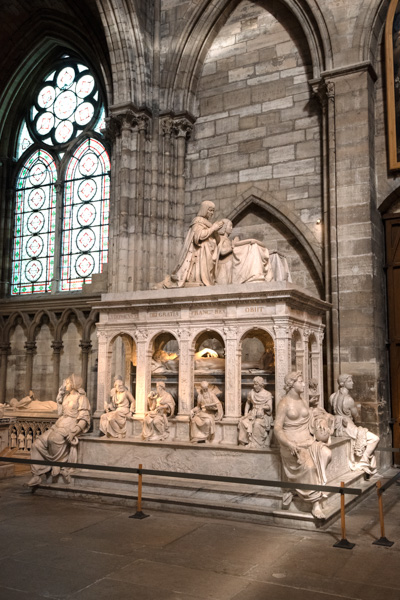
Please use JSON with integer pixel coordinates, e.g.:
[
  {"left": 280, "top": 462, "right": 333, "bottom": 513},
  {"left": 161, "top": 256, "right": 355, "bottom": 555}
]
[
  {"left": 6, "top": 390, "right": 58, "bottom": 411},
  {"left": 329, "top": 374, "right": 379, "bottom": 476},
  {"left": 215, "top": 219, "right": 273, "bottom": 284},
  {"left": 26, "top": 430, "right": 33, "bottom": 451},
  {"left": 18, "top": 431, "right": 25, "bottom": 450},
  {"left": 142, "top": 382, "right": 175, "bottom": 441},
  {"left": 161, "top": 200, "right": 223, "bottom": 287},
  {"left": 28, "top": 374, "right": 91, "bottom": 486},
  {"left": 309, "top": 379, "right": 335, "bottom": 444},
  {"left": 274, "top": 371, "right": 332, "bottom": 519},
  {"left": 100, "top": 378, "right": 135, "bottom": 438},
  {"left": 190, "top": 381, "right": 223, "bottom": 443},
  {"left": 10, "top": 429, "right": 17, "bottom": 448},
  {"left": 157, "top": 202, "right": 291, "bottom": 288},
  {"left": 238, "top": 376, "right": 273, "bottom": 448}
]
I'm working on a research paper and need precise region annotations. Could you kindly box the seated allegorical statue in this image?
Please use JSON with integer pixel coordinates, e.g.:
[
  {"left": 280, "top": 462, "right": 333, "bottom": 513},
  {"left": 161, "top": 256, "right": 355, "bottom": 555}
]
[
  {"left": 190, "top": 381, "right": 223, "bottom": 443},
  {"left": 5, "top": 390, "right": 58, "bottom": 412},
  {"left": 28, "top": 374, "right": 91, "bottom": 486},
  {"left": 100, "top": 378, "right": 135, "bottom": 439},
  {"left": 238, "top": 376, "right": 273, "bottom": 448},
  {"left": 142, "top": 382, "right": 176, "bottom": 441},
  {"left": 329, "top": 374, "right": 379, "bottom": 477},
  {"left": 274, "top": 371, "right": 332, "bottom": 519}
]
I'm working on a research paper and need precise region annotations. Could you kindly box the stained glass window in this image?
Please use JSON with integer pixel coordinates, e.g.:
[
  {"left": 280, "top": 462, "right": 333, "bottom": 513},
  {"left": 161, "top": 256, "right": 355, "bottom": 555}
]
[
  {"left": 11, "top": 150, "right": 57, "bottom": 295},
  {"left": 11, "top": 54, "right": 109, "bottom": 295},
  {"left": 61, "top": 139, "right": 110, "bottom": 291}
]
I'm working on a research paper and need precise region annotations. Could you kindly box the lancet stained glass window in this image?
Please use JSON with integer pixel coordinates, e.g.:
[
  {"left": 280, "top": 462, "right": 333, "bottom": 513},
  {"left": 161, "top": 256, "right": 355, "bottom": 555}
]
[
  {"left": 11, "top": 54, "right": 109, "bottom": 295},
  {"left": 61, "top": 139, "right": 110, "bottom": 291}
]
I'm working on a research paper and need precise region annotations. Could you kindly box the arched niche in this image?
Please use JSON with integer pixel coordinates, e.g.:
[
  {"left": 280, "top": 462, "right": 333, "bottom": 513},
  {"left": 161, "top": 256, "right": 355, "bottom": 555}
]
[
  {"left": 150, "top": 331, "right": 179, "bottom": 404},
  {"left": 109, "top": 333, "right": 136, "bottom": 395},
  {"left": 291, "top": 329, "right": 303, "bottom": 372},
  {"left": 6, "top": 323, "right": 27, "bottom": 401},
  {"left": 240, "top": 328, "right": 275, "bottom": 409},
  {"left": 308, "top": 333, "right": 319, "bottom": 382},
  {"left": 193, "top": 330, "right": 226, "bottom": 407},
  {"left": 59, "top": 320, "right": 82, "bottom": 385},
  {"left": 32, "top": 323, "right": 53, "bottom": 401}
]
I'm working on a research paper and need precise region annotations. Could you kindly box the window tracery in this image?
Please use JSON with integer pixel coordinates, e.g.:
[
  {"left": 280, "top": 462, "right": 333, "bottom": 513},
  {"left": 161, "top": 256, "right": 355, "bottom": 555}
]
[{"left": 11, "top": 53, "right": 109, "bottom": 295}]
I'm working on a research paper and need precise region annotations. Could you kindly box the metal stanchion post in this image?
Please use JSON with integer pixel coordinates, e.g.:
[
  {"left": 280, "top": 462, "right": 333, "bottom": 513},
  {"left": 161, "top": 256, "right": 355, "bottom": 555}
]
[
  {"left": 333, "top": 481, "right": 355, "bottom": 549},
  {"left": 372, "top": 480, "right": 394, "bottom": 547},
  {"left": 129, "top": 463, "right": 149, "bottom": 520}
]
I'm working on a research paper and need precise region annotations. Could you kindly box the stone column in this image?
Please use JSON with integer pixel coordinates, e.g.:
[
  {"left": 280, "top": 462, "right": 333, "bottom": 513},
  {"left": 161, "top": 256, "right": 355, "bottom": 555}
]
[
  {"left": 321, "top": 64, "right": 386, "bottom": 439},
  {"left": 51, "top": 340, "right": 63, "bottom": 398},
  {"left": 24, "top": 341, "right": 36, "bottom": 394},
  {"left": 96, "top": 327, "right": 108, "bottom": 414},
  {"left": 172, "top": 115, "right": 194, "bottom": 243},
  {"left": 177, "top": 327, "right": 193, "bottom": 416},
  {"left": 134, "top": 329, "right": 149, "bottom": 417},
  {"left": 224, "top": 326, "right": 240, "bottom": 418},
  {"left": 0, "top": 343, "right": 10, "bottom": 404},
  {"left": 79, "top": 340, "right": 92, "bottom": 392},
  {"left": 273, "top": 325, "right": 290, "bottom": 406},
  {"left": 223, "top": 326, "right": 241, "bottom": 445},
  {"left": 160, "top": 116, "right": 173, "bottom": 277}
]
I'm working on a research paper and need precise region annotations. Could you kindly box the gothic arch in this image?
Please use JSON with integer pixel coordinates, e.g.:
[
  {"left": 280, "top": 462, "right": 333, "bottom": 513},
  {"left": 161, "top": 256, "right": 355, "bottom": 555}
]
[
  {"left": 0, "top": 14, "right": 111, "bottom": 154},
  {"left": 356, "top": 0, "right": 390, "bottom": 68},
  {"left": 227, "top": 188, "right": 323, "bottom": 295},
  {"left": 97, "top": 0, "right": 150, "bottom": 108},
  {"left": 163, "top": 0, "right": 333, "bottom": 114}
]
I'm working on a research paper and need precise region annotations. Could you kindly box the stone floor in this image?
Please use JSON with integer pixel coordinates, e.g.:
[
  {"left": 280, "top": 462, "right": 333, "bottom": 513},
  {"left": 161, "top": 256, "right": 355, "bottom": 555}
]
[{"left": 0, "top": 471, "right": 399, "bottom": 600}]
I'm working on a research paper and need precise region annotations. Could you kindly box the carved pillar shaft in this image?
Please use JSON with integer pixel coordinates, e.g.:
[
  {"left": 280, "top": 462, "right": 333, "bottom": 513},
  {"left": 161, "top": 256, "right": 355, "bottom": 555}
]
[
  {"left": 0, "top": 343, "right": 11, "bottom": 403},
  {"left": 80, "top": 340, "right": 92, "bottom": 392},
  {"left": 118, "top": 119, "right": 134, "bottom": 292},
  {"left": 51, "top": 341, "right": 63, "bottom": 398},
  {"left": 177, "top": 333, "right": 193, "bottom": 415},
  {"left": 96, "top": 328, "right": 108, "bottom": 414},
  {"left": 274, "top": 326, "right": 290, "bottom": 406},
  {"left": 224, "top": 329, "right": 240, "bottom": 418},
  {"left": 134, "top": 117, "right": 149, "bottom": 291},
  {"left": 24, "top": 341, "right": 36, "bottom": 394},
  {"left": 161, "top": 117, "right": 172, "bottom": 276},
  {"left": 172, "top": 118, "right": 193, "bottom": 243},
  {"left": 135, "top": 332, "right": 149, "bottom": 416}
]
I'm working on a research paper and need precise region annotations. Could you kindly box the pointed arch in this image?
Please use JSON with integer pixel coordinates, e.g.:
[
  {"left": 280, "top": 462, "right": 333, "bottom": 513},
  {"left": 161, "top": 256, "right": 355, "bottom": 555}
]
[
  {"left": 97, "top": 0, "right": 149, "bottom": 107},
  {"left": 163, "top": 0, "right": 332, "bottom": 114},
  {"left": 228, "top": 187, "right": 323, "bottom": 294}
]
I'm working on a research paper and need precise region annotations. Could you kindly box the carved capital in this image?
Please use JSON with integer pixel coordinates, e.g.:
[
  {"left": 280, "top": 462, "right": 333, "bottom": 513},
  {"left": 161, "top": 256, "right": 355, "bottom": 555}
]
[
  {"left": 51, "top": 340, "right": 63, "bottom": 354},
  {"left": 24, "top": 341, "right": 36, "bottom": 354},
  {"left": 310, "top": 78, "right": 335, "bottom": 109},
  {"left": 177, "top": 328, "right": 191, "bottom": 341},
  {"left": 223, "top": 326, "right": 237, "bottom": 340},
  {"left": 160, "top": 116, "right": 173, "bottom": 137},
  {"left": 134, "top": 328, "right": 148, "bottom": 342},
  {"left": 79, "top": 340, "right": 92, "bottom": 354},
  {"left": 172, "top": 117, "right": 193, "bottom": 140},
  {"left": 0, "top": 342, "right": 11, "bottom": 355},
  {"left": 103, "top": 115, "right": 122, "bottom": 143}
]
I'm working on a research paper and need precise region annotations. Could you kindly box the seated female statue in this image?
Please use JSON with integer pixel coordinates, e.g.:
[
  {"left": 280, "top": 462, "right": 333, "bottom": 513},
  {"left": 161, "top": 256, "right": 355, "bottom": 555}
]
[
  {"left": 28, "top": 374, "right": 91, "bottom": 486},
  {"left": 274, "top": 371, "right": 331, "bottom": 519},
  {"left": 190, "top": 381, "right": 223, "bottom": 443},
  {"left": 100, "top": 379, "right": 135, "bottom": 438},
  {"left": 238, "top": 376, "right": 273, "bottom": 448},
  {"left": 142, "top": 382, "right": 176, "bottom": 441}
]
